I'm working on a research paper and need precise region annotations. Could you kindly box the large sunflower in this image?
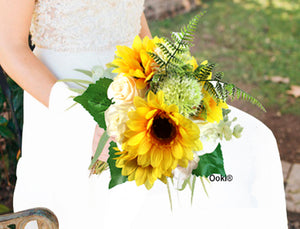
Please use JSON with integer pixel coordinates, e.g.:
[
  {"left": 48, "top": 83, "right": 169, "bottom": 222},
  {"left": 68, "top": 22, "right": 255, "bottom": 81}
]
[
  {"left": 111, "top": 36, "right": 160, "bottom": 89},
  {"left": 115, "top": 91, "right": 203, "bottom": 189}
]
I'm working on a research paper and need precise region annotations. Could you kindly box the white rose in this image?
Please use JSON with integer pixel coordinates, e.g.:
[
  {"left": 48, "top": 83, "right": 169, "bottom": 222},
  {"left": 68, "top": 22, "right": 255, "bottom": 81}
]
[
  {"left": 105, "top": 103, "right": 135, "bottom": 143},
  {"left": 177, "top": 153, "right": 200, "bottom": 180},
  {"left": 173, "top": 153, "right": 200, "bottom": 189},
  {"left": 107, "top": 74, "right": 139, "bottom": 104}
]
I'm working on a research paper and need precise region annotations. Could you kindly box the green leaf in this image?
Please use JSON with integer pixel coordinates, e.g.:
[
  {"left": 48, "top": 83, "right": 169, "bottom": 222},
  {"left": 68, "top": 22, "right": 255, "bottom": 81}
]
[
  {"left": 192, "top": 143, "right": 226, "bottom": 178},
  {"left": 107, "top": 142, "right": 128, "bottom": 189},
  {"left": 74, "top": 69, "right": 93, "bottom": 77},
  {"left": 177, "top": 176, "right": 190, "bottom": 191},
  {"left": 0, "top": 125, "right": 14, "bottom": 139},
  {"left": 0, "top": 204, "right": 10, "bottom": 214},
  {"left": 191, "top": 175, "right": 196, "bottom": 204},
  {"left": 74, "top": 77, "right": 113, "bottom": 130},
  {"left": 59, "top": 78, "right": 93, "bottom": 85},
  {"left": 89, "top": 131, "right": 110, "bottom": 169},
  {"left": 0, "top": 116, "right": 8, "bottom": 125}
]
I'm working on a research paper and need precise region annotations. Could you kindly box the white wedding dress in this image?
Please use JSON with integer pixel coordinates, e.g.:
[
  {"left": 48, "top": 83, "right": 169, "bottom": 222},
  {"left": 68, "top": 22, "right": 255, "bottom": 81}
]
[{"left": 13, "top": 0, "right": 288, "bottom": 228}]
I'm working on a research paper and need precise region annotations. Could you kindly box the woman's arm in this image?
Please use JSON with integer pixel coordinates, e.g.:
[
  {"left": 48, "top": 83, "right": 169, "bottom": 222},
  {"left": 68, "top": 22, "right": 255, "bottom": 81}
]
[
  {"left": 139, "top": 13, "right": 152, "bottom": 39},
  {"left": 0, "top": 0, "right": 57, "bottom": 107}
]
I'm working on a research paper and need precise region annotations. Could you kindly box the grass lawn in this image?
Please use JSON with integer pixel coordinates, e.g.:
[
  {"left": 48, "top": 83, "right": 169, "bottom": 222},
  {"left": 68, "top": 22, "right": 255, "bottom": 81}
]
[{"left": 148, "top": 0, "right": 300, "bottom": 115}]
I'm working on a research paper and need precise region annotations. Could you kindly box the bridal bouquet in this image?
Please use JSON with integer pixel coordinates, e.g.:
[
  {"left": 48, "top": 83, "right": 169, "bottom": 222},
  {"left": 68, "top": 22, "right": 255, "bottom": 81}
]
[{"left": 70, "top": 14, "right": 264, "bottom": 193}]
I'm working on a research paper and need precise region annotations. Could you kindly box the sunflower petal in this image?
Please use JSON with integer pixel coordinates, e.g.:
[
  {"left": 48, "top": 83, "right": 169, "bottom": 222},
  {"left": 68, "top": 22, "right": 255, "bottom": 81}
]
[
  {"left": 132, "top": 35, "right": 142, "bottom": 53},
  {"left": 135, "top": 167, "right": 147, "bottom": 186},
  {"left": 150, "top": 147, "right": 163, "bottom": 167},
  {"left": 122, "top": 159, "right": 138, "bottom": 176},
  {"left": 172, "top": 142, "right": 183, "bottom": 159},
  {"left": 136, "top": 78, "right": 147, "bottom": 89},
  {"left": 127, "top": 131, "right": 146, "bottom": 146},
  {"left": 137, "top": 153, "right": 151, "bottom": 167},
  {"left": 137, "top": 139, "right": 152, "bottom": 155}
]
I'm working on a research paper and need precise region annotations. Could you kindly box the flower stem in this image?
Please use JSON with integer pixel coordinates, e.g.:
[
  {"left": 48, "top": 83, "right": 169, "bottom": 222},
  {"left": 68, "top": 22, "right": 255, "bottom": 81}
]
[{"left": 89, "top": 131, "right": 110, "bottom": 169}]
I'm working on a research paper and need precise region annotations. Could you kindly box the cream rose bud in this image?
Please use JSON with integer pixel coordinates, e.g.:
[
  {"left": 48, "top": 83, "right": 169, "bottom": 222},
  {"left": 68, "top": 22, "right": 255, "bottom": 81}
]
[
  {"left": 107, "top": 74, "right": 138, "bottom": 103},
  {"left": 105, "top": 103, "right": 135, "bottom": 143},
  {"left": 177, "top": 153, "right": 200, "bottom": 180}
]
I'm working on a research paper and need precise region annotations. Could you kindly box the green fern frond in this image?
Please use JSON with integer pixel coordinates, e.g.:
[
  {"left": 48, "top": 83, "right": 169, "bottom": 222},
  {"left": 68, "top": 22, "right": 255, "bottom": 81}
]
[
  {"left": 224, "top": 84, "right": 266, "bottom": 111},
  {"left": 194, "top": 63, "right": 215, "bottom": 81},
  {"left": 164, "top": 14, "right": 204, "bottom": 71},
  {"left": 179, "top": 13, "right": 204, "bottom": 43},
  {"left": 215, "top": 81, "right": 225, "bottom": 101},
  {"left": 203, "top": 81, "right": 220, "bottom": 103},
  {"left": 162, "top": 38, "right": 178, "bottom": 52},
  {"left": 157, "top": 43, "right": 173, "bottom": 56},
  {"left": 148, "top": 52, "right": 166, "bottom": 68},
  {"left": 213, "top": 72, "right": 224, "bottom": 81}
]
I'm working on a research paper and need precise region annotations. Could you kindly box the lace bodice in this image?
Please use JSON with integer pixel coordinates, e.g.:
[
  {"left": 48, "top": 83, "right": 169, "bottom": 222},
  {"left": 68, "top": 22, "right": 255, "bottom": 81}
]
[{"left": 31, "top": 0, "right": 144, "bottom": 52}]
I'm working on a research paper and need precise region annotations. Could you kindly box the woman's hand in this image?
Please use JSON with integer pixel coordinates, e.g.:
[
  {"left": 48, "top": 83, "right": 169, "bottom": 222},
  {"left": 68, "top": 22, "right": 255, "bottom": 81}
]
[{"left": 92, "top": 125, "right": 115, "bottom": 162}]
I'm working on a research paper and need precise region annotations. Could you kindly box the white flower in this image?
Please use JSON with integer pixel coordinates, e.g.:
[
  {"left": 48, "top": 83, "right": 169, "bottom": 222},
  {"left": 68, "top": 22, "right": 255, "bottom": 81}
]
[
  {"left": 105, "top": 103, "right": 135, "bottom": 143},
  {"left": 177, "top": 153, "right": 200, "bottom": 179},
  {"left": 91, "top": 65, "right": 104, "bottom": 82},
  {"left": 107, "top": 74, "right": 139, "bottom": 104},
  {"left": 173, "top": 153, "right": 200, "bottom": 189}
]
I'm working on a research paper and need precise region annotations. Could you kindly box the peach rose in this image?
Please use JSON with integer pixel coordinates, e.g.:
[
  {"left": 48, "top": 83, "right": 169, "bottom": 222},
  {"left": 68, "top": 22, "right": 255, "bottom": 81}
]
[{"left": 107, "top": 74, "right": 138, "bottom": 104}]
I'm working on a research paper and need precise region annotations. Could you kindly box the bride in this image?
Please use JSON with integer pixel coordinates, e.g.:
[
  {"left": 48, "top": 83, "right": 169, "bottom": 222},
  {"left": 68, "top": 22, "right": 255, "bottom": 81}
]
[{"left": 0, "top": 0, "right": 288, "bottom": 228}]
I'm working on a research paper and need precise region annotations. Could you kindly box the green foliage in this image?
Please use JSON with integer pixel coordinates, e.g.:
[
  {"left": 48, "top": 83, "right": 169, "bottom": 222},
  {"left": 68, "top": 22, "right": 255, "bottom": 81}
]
[
  {"left": 107, "top": 142, "right": 128, "bottom": 189},
  {"left": 89, "top": 131, "right": 110, "bottom": 169},
  {"left": 149, "top": 13, "right": 205, "bottom": 84},
  {"left": 0, "top": 76, "right": 23, "bottom": 188},
  {"left": 223, "top": 83, "right": 266, "bottom": 111},
  {"left": 193, "top": 63, "right": 215, "bottom": 81},
  {"left": 0, "top": 204, "right": 10, "bottom": 214},
  {"left": 192, "top": 60, "right": 266, "bottom": 111},
  {"left": 74, "top": 77, "right": 113, "bottom": 130},
  {"left": 0, "top": 117, "right": 14, "bottom": 139},
  {"left": 192, "top": 143, "right": 226, "bottom": 178}
]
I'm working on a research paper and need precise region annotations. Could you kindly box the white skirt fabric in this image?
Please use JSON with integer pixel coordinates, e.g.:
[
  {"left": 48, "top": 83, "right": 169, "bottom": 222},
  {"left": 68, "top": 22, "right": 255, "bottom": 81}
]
[{"left": 14, "top": 47, "right": 288, "bottom": 229}]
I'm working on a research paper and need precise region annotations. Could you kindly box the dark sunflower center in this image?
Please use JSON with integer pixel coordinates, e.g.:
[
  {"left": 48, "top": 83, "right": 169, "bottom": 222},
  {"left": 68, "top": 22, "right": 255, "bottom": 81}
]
[{"left": 152, "top": 115, "right": 175, "bottom": 140}]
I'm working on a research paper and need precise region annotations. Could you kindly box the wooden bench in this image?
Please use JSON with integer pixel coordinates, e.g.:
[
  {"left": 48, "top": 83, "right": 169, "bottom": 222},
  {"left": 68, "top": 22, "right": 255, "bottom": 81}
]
[{"left": 0, "top": 208, "right": 58, "bottom": 229}]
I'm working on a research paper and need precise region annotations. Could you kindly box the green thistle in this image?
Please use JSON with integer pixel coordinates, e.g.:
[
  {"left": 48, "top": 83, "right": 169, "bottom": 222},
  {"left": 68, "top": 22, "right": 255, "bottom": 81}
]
[{"left": 158, "top": 76, "right": 203, "bottom": 117}]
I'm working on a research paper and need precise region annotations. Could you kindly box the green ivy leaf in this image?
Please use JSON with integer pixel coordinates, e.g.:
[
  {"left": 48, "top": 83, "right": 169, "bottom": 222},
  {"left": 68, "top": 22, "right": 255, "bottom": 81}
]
[
  {"left": 107, "top": 141, "right": 128, "bottom": 189},
  {"left": 74, "top": 77, "right": 113, "bottom": 130},
  {"left": 192, "top": 143, "right": 226, "bottom": 177}
]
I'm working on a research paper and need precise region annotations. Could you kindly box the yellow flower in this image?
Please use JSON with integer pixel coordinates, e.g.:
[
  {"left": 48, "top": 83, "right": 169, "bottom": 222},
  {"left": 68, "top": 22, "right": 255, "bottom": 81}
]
[
  {"left": 115, "top": 91, "right": 203, "bottom": 189},
  {"left": 187, "top": 56, "right": 198, "bottom": 70},
  {"left": 192, "top": 59, "right": 226, "bottom": 122},
  {"left": 111, "top": 36, "right": 160, "bottom": 89},
  {"left": 197, "top": 90, "right": 228, "bottom": 123}
]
